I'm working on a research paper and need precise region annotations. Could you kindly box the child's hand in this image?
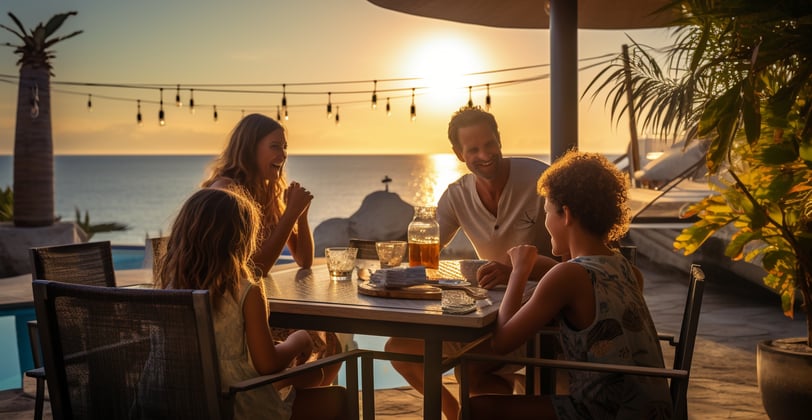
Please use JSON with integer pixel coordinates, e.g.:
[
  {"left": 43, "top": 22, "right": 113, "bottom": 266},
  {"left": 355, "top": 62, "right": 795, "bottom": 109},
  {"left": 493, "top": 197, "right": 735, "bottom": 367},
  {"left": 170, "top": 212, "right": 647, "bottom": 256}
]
[{"left": 507, "top": 245, "right": 538, "bottom": 267}]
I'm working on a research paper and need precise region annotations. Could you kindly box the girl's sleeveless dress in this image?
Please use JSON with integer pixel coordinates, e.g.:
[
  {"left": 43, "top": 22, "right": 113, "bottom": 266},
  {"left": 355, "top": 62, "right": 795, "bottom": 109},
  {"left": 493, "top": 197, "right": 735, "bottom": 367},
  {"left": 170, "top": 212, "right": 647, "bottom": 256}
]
[
  {"left": 215, "top": 277, "right": 292, "bottom": 420},
  {"left": 551, "top": 253, "right": 673, "bottom": 419}
]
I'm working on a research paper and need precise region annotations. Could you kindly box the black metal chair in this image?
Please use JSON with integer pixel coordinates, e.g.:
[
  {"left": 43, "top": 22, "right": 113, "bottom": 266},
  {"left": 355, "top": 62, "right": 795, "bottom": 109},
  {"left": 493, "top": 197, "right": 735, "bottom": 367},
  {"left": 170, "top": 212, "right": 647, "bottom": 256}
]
[
  {"left": 148, "top": 236, "right": 167, "bottom": 277},
  {"left": 26, "top": 240, "right": 117, "bottom": 420},
  {"left": 457, "top": 264, "right": 706, "bottom": 420},
  {"left": 32, "top": 279, "right": 373, "bottom": 420}
]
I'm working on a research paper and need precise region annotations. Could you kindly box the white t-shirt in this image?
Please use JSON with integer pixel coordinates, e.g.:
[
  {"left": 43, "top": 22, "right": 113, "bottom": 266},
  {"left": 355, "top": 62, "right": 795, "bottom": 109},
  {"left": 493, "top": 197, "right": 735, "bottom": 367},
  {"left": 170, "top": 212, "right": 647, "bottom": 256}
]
[{"left": 437, "top": 157, "right": 553, "bottom": 261}]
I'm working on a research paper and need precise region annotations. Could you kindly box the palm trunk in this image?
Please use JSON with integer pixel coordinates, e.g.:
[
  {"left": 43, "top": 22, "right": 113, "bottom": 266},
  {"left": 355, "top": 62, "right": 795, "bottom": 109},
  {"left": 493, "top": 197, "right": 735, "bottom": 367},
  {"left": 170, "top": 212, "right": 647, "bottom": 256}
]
[{"left": 13, "top": 65, "right": 55, "bottom": 227}]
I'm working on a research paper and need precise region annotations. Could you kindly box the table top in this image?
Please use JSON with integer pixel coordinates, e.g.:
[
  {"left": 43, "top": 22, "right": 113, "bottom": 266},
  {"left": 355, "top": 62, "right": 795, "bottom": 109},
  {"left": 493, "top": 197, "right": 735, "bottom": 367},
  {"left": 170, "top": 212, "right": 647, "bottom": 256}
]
[{"left": 262, "top": 260, "right": 536, "bottom": 330}]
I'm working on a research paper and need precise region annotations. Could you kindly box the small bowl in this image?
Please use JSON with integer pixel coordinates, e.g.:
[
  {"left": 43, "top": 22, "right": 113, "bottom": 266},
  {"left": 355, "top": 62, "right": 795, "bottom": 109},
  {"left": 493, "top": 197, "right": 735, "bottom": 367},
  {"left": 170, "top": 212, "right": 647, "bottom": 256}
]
[{"left": 458, "top": 259, "right": 488, "bottom": 283}]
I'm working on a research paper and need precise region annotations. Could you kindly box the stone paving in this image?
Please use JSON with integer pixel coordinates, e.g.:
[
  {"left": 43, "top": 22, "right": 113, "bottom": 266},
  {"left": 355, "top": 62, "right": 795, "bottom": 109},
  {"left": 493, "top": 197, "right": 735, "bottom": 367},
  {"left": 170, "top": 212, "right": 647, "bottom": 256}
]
[{"left": 1, "top": 256, "right": 805, "bottom": 419}]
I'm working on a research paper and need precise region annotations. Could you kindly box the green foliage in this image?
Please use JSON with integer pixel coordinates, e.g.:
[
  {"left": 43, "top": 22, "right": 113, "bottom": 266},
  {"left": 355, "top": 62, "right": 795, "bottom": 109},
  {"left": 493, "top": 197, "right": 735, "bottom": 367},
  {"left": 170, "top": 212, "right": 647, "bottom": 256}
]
[
  {"left": 74, "top": 207, "right": 129, "bottom": 241},
  {"left": 1, "top": 11, "right": 83, "bottom": 71},
  {"left": 588, "top": 1, "right": 812, "bottom": 338}
]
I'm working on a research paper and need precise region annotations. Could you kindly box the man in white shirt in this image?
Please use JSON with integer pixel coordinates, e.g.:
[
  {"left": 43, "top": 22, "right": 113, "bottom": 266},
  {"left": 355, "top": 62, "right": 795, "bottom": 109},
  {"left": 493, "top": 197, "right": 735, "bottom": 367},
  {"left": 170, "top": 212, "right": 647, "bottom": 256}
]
[
  {"left": 386, "top": 106, "right": 559, "bottom": 420},
  {"left": 438, "top": 106, "right": 556, "bottom": 288}
]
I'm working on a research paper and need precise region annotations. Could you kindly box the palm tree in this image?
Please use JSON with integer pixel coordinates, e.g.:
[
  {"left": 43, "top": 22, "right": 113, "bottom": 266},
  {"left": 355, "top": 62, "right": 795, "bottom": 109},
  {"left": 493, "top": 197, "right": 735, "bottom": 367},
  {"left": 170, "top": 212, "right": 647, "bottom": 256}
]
[
  {"left": 1, "top": 11, "right": 82, "bottom": 227},
  {"left": 587, "top": 1, "right": 812, "bottom": 344}
]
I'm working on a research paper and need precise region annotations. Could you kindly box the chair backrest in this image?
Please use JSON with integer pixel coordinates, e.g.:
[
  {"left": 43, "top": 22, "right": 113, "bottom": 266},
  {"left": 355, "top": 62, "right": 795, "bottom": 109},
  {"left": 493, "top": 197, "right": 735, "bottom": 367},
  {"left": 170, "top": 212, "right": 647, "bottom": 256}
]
[
  {"left": 32, "top": 280, "right": 224, "bottom": 420},
  {"left": 30, "top": 241, "right": 116, "bottom": 287},
  {"left": 150, "top": 236, "right": 167, "bottom": 276},
  {"left": 349, "top": 238, "right": 378, "bottom": 260},
  {"left": 669, "top": 264, "right": 705, "bottom": 419},
  {"left": 619, "top": 245, "right": 637, "bottom": 265}
]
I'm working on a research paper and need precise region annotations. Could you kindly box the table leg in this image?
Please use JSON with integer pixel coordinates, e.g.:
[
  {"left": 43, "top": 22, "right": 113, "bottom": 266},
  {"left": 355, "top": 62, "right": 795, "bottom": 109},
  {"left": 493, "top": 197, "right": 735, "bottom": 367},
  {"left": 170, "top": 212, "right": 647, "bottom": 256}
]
[{"left": 423, "top": 338, "right": 443, "bottom": 420}]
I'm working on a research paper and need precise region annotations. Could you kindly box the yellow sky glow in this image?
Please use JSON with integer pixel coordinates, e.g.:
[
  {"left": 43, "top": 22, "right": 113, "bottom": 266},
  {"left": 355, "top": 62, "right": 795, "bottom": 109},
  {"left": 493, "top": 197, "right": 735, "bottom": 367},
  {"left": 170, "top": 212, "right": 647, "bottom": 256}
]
[{"left": 0, "top": 0, "right": 675, "bottom": 157}]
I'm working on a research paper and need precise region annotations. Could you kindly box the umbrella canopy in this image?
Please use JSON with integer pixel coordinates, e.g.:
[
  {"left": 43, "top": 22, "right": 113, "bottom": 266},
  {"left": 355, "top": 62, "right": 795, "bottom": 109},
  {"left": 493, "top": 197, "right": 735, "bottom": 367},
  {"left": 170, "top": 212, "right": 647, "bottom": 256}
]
[
  {"left": 368, "top": 0, "right": 678, "bottom": 29},
  {"left": 368, "top": 0, "right": 680, "bottom": 159}
]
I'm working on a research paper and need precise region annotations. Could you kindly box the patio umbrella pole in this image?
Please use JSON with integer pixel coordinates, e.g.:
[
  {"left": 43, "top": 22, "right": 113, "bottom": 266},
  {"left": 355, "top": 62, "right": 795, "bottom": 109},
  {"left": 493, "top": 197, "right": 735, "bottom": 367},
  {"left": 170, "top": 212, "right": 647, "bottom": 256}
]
[{"left": 549, "top": 0, "right": 578, "bottom": 160}]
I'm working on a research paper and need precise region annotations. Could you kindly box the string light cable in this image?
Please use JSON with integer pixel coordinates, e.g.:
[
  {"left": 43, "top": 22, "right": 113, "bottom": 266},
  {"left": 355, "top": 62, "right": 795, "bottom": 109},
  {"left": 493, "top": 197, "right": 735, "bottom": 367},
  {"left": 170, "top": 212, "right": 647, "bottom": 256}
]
[{"left": 0, "top": 54, "right": 615, "bottom": 122}]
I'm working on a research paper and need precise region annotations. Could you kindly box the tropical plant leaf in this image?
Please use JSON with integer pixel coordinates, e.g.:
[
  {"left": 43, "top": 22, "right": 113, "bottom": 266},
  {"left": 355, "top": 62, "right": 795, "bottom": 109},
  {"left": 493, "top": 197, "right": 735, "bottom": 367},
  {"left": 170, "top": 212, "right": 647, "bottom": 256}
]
[{"left": 741, "top": 78, "right": 761, "bottom": 144}]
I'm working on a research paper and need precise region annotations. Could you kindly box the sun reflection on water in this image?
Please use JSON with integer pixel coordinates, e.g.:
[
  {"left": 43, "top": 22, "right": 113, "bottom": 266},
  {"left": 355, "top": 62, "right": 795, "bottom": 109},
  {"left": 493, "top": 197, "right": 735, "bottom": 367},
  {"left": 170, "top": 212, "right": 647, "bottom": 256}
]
[{"left": 407, "top": 153, "right": 467, "bottom": 207}]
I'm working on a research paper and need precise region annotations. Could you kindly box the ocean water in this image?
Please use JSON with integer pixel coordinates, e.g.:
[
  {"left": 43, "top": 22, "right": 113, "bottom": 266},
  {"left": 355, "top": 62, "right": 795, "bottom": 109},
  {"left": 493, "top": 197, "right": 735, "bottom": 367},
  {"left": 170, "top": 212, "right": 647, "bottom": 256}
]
[{"left": 0, "top": 154, "right": 552, "bottom": 245}]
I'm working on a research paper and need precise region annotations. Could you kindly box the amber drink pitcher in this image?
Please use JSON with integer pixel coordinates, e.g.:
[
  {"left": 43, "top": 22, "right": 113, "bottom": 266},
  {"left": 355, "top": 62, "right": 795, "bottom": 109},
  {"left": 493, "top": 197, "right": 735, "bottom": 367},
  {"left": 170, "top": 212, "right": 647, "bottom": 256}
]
[{"left": 407, "top": 206, "right": 440, "bottom": 269}]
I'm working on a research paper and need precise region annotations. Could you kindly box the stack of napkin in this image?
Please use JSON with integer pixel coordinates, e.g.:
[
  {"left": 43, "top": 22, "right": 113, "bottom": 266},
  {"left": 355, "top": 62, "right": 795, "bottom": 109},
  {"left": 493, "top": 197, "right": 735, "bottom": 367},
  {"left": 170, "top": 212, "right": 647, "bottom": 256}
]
[{"left": 369, "top": 266, "right": 427, "bottom": 288}]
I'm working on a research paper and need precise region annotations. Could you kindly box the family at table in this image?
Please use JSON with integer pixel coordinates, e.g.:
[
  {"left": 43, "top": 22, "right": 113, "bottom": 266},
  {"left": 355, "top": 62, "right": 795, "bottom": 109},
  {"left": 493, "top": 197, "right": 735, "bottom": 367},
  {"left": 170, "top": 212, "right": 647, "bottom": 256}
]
[{"left": 153, "top": 107, "right": 671, "bottom": 419}]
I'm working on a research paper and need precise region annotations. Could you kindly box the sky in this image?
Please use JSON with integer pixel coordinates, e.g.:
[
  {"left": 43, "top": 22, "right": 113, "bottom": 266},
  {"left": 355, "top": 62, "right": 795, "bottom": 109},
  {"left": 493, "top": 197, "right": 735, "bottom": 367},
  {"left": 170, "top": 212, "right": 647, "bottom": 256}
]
[{"left": 0, "top": 0, "right": 675, "bottom": 156}]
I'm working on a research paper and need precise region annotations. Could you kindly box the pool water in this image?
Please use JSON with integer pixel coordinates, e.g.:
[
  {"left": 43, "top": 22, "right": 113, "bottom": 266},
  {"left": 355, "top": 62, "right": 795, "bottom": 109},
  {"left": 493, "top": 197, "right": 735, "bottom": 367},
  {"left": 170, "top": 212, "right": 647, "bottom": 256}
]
[
  {"left": 111, "top": 245, "right": 295, "bottom": 269},
  {"left": 112, "top": 245, "right": 149, "bottom": 269}
]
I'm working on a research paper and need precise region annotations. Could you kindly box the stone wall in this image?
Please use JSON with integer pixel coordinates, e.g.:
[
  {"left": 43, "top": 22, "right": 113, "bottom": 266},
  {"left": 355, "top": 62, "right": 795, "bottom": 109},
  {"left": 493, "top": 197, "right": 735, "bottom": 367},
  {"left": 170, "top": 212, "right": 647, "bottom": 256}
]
[{"left": 0, "top": 222, "right": 85, "bottom": 277}]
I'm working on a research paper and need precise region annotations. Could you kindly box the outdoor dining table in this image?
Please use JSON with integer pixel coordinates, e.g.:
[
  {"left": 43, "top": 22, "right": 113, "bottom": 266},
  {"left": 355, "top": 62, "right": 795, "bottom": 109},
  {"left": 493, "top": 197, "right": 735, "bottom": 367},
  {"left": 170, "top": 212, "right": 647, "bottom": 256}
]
[{"left": 261, "top": 259, "right": 537, "bottom": 420}]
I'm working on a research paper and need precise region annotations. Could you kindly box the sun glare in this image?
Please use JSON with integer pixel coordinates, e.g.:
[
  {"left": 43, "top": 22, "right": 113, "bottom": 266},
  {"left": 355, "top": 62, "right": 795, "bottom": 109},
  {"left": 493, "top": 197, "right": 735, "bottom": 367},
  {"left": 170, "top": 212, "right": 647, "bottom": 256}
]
[{"left": 404, "top": 36, "right": 485, "bottom": 112}]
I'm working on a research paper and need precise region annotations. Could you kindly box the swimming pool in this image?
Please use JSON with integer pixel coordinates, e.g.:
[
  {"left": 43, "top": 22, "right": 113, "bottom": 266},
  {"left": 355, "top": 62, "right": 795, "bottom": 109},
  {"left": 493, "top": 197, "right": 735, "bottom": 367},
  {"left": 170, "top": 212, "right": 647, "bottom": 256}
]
[{"left": 111, "top": 245, "right": 296, "bottom": 269}]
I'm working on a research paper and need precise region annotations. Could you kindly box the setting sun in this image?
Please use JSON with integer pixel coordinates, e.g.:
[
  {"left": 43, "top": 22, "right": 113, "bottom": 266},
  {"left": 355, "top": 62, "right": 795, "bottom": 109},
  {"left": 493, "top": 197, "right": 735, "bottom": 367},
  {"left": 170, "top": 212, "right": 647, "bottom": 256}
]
[{"left": 403, "top": 34, "right": 486, "bottom": 112}]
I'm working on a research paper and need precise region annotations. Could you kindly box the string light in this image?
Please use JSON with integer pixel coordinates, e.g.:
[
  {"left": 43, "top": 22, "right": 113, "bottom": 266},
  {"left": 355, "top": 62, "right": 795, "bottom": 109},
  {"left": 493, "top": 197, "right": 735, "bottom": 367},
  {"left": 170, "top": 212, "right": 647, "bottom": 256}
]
[
  {"left": 276, "top": 105, "right": 281, "bottom": 121},
  {"left": 410, "top": 88, "right": 416, "bottom": 121},
  {"left": 371, "top": 80, "right": 377, "bottom": 109},
  {"left": 136, "top": 99, "right": 142, "bottom": 125},
  {"left": 213, "top": 105, "right": 218, "bottom": 122},
  {"left": 158, "top": 88, "right": 166, "bottom": 126},
  {"left": 175, "top": 84, "right": 182, "bottom": 107},
  {"left": 467, "top": 86, "right": 473, "bottom": 108},
  {"left": 386, "top": 97, "right": 391, "bottom": 117},
  {"left": 87, "top": 94, "right": 92, "bottom": 111},
  {"left": 3, "top": 57, "right": 612, "bottom": 124},
  {"left": 30, "top": 84, "right": 39, "bottom": 119},
  {"left": 281, "top": 84, "right": 288, "bottom": 120},
  {"left": 326, "top": 92, "right": 332, "bottom": 118},
  {"left": 335, "top": 105, "right": 340, "bottom": 125}
]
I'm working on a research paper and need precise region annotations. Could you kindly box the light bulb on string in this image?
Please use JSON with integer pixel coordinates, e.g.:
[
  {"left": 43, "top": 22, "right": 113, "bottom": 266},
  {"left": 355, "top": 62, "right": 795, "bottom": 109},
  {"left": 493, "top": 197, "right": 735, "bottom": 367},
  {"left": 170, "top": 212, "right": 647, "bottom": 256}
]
[
  {"left": 159, "top": 88, "right": 166, "bottom": 126},
  {"left": 326, "top": 92, "right": 332, "bottom": 119},
  {"left": 30, "top": 84, "right": 39, "bottom": 119},
  {"left": 335, "top": 105, "right": 340, "bottom": 126},
  {"left": 485, "top": 84, "right": 492, "bottom": 110},
  {"left": 213, "top": 105, "right": 218, "bottom": 122},
  {"left": 410, "top": 88, "right": 416, "bottom": 122},
  {"left": 467, "top": 86, "right": 473, "bottom": 108},
  {"left": 189, "top": 89, "right": 195, "bottom": 114},
  {"left": 281, "top": 84, "right": 287, "bottom": 116},
  {"left": 386, "top": 97, "right": 391, "bottom": 117},
  {"left": 371, "top": 80, "right": 378, "bottom": 110},
  {"left": 87, "top": 94, "right": 92, "bottom": 112},
  {"left": 136, "top": 99, "right": 143, "bottom": 126},
  {"left": 276, "top": 105, "right": 281, "bottom": 121},
  {"left": 175, "top": 84, "right": 182, "bottom": 108}
]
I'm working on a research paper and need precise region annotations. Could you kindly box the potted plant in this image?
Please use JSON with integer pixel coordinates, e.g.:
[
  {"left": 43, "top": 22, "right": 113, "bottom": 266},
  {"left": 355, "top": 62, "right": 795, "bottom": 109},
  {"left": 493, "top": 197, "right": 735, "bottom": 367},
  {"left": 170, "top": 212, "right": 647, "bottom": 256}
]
[{"left": 587, "top": 1, "right": 811, "bottom": 418}]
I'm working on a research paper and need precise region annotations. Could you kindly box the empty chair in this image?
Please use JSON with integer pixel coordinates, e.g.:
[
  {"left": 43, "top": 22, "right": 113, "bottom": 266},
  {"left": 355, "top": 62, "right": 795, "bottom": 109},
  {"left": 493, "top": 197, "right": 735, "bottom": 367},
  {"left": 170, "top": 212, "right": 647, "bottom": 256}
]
[
  {"left": 29, "top": 240, "right": 116, "bottom": 287},
  {"left": 458, "top": 264, "right": 706, "bottom": 420},
  {"left": 148, "top": 236, "right": 167, "bottom": 276},
  {"left": 32, "top": 279, "right": 372, "bottom": 420},
  {"left": 27, "top": 240, "right": 117, "bottom": 420}
]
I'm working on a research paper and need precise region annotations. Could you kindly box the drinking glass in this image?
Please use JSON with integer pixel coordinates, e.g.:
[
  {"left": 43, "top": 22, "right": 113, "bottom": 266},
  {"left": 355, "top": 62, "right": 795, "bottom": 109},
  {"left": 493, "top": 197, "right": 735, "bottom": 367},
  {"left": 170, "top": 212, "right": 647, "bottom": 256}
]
[{"left": 325, "top": 247, "right": 358, "bottom": 281}]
